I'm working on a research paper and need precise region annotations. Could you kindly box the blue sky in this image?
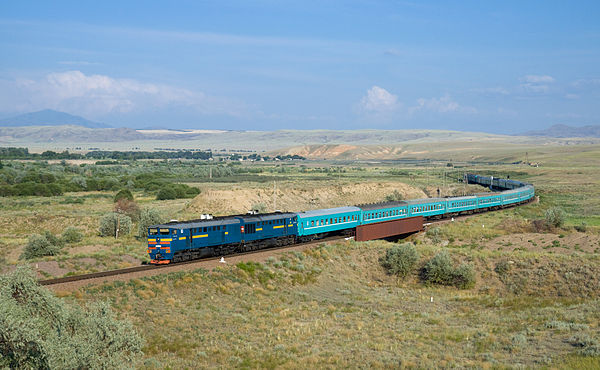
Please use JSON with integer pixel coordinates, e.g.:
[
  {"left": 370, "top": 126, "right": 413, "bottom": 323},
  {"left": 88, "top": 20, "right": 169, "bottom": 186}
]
[{"left": 1, "top": 1, "right": 599, "bottom": 133}]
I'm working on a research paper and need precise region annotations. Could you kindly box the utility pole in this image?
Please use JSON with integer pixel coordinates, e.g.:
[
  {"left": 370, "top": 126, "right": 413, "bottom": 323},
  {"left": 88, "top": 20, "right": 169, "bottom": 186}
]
[
  {"left": 209, "top": 166, "right": 212, "bottom": 179},
  {"left": 273, "top": 181, "right": 277, "bottom": 211}
]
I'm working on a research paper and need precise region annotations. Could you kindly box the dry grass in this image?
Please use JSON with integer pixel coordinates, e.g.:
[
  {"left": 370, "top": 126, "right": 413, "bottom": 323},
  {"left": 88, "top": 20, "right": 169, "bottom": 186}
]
[{"left": 69, "top": 241, "right": 600, "bottom": 368}]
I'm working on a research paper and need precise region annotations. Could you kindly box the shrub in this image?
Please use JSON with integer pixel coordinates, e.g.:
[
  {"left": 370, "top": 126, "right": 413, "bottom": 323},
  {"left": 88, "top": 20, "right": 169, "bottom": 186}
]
[
  {"left": 156, "top": 187, "right": 177, "bottom": 200},
  {"left": 19, "top": 234, "right": 61, "bottom": 260},
  {"left": 251, "top": 202, "right": 268, "bottom": 213},
  {"left": 545, "top": 207, "right": 566, "bottom": 228},
  {"left": 114, "top": 188, "right": 134, "bottom": 203},
  {"left": 379, "top": 242, "right": 419, "bottom": 278},
  {"left": 384, "top": 190, "right": 404, "bottom": 202},
  {"left": 43, "top": 230, "right": 63, "bottom": 248},
  {"left": 494, "top": 260, "right": 511, "bottom": 276},
  {"left": 0, "top": 267, "right": 143, "bottom": 368},
  {"left": 99, "top": 213, "right": 132, "bottom": 238},
  {"left": 138, "top": 208, "right": 164, "bottom": 237},
  {"left": 61, "top": 227, "right": 83, "bottom": 244},
  {"left": 114, "top": 199, "right": 140, "bottom": 222},
  {"left": 426, "top": 227, "right": 443, "bottom": 244},
  {"left": 421, "top": 251, "right": 476, "bottom": 289},
  {"left": 421, "top": 251, "right": 454, "bottom": 285},
  {"left": 452, "top": 263, "right": 476, "bottom": 289},
  {"left": 574, "top": 222, "right": 588, "bottom": 233}
]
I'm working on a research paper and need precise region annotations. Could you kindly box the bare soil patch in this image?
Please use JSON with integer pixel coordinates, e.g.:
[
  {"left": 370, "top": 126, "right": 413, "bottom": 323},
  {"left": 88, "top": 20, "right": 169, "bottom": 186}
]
[{"left": 483, "top": 232, "right": 600, "bottom": 254}]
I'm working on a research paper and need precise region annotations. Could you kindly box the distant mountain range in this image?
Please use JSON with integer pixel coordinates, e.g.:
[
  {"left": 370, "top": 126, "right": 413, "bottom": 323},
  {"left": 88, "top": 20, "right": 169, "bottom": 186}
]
[
  {"left": 522, "top": 124, "right": 600, "bottom": 138},
  {"left": 0, "top": 109, "right": 110, "bottom": 128}
]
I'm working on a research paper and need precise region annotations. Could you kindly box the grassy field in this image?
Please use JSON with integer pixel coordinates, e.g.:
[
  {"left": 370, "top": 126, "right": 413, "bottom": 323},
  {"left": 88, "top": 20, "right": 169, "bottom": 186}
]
[{"left": 1, "top": 141, "right": 600, "bottom": 367}]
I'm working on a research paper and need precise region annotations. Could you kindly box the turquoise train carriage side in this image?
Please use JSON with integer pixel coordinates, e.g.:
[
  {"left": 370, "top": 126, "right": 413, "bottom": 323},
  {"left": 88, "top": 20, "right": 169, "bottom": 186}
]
[
  {"left": 405, "top": 198, "right": 447, "bottom": 218},
  {"left": 296, "top": 206, "right": 361, "bottom": 241},
  {"left": 360, "top": 201, "right": 409, "bottom": 225},
  {"left": 446, "top": 195, "right": 478, "bottom": 214}
]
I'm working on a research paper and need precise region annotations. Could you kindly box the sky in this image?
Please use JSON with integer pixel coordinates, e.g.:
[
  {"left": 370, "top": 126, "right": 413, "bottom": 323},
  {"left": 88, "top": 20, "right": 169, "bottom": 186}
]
[{"left": 0, "top": 0, "right": 599, "bottom": 133}]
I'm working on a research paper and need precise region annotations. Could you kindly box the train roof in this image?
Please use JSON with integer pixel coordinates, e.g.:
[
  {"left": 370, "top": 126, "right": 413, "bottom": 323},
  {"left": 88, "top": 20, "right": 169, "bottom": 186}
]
[
  {"left": 154, "top": 217, "right": 240, "bottom": 229},
  {"left": 297, "top": 206, "right": 361, "bottom": 218},
  {"left": 357, "top": 201, "right": 406, "bottom": 211},
  {"left": 447, "top": 195, "right": 477, "bottom": 201},
  {"left": 403, "top": 197, "right": 447, "bottom": 205},
  {"left": 237, "top": 212, "right": 297, "bottom": 223},
  {"left": 155, "top": 211, "right": 296, "bottom": 229}
]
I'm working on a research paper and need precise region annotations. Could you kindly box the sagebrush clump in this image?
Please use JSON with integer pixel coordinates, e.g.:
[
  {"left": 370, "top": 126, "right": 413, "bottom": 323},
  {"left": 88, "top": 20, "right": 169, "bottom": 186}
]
[
  {"left": 61, "top": 226, "right": 83, "bottom": 244},
  {"left": 19, "top": 234, "right": 61, "bottom": 260},
  {"left": 545, "top": 207, "right": 566, "bottom": 228},
  {"left": 379, "top": 242, "right": 419, "bottom": 278},
  {"left": 0, "top": 267, "right": 143, "bottom": 368},
  {"left": 138, "top": 208, "right": 164, "bottom": 237},
  {"left": 421, "top": 251, "right": 475, "bottom": 289},
  {"left": 99, "top": 213, "right": 132, "bottom": 237}
]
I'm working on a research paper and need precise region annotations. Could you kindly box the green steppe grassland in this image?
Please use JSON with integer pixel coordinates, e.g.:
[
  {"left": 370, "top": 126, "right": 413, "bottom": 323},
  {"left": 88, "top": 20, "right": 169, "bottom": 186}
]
[{"left": 1, "top": 142, "right": 600, "bottom": 368}]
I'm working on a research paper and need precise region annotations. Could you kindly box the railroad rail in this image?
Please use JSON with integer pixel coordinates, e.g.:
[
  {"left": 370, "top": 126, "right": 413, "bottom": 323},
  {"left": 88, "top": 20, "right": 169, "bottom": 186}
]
[{"left": 38, "top": 235, "right": 347, "bottom": 286}]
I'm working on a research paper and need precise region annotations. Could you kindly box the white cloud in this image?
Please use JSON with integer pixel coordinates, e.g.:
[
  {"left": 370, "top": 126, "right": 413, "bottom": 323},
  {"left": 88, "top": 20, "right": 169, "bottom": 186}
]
[
  {"left": 359, "top": 86, "right": 399, "bottom": 113},
  {"left": 410, "top": 95, "right": 476, "bottom": 114},
  {"left": 519, "top": 74, "right": 555, "bottom": 93},
  {"left": 522, "top": 75, "right": 555, "bottom": 84},
  {"left": 572, "top": 78, "right": 600, "bottom": 88},
  {"left": 472, "top": 87, "right": 510, "bottom": 95},
  {"left": 0, "top": 70, "right": 246, "bottom": 118}
]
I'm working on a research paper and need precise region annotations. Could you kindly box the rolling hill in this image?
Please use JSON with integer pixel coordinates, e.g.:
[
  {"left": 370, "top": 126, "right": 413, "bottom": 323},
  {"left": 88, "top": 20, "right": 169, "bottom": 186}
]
[{"left": 0, "top": 109, "right": 110, "bottom": 128}]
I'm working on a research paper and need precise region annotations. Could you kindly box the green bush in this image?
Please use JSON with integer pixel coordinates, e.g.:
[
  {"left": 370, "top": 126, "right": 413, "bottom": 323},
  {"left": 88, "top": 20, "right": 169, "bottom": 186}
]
[
  {"left": 114, "top": 189, "right": 134, "bottom": 203},
  {"left": 421, "top": 251, "right": 476, "bottom": 289},
  {"left": 452, "top": 263, "right": 476, "bottom": 289},
  {"left": 138, "top": 208, "right": 164, "bottom": 237},
  {"left": 545, "top": 207, "right": 566, "bottom": 228},
  {"left": 19, "top": 234, "right": 61, "bottom": 260},
  {"left": 379, "top": 242, "right": 419, "bottom": 278},
  {"left": 61, "top": 227, "right": 83, "bottom": 244},
  {"left": 384, "top": 190, "right": 404, "bottom": 202},
  {"left": 99, "top": 213, "right": 132, "bottom": 237},
  {"left": 421, "top": 251, "right": 454, "bottom": 285},
  {"left": 156, "top": 187, "right": 177, "bottom": 200},
  {"left": 0, "top": 267, "right": 143, "bottom": 368},
  {"left": 426, "top": 227, "right": 443, "bottom": 244}
]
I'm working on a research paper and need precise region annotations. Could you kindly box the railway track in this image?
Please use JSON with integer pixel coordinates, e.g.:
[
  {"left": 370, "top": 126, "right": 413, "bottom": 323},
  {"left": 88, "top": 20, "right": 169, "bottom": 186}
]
[
  {"left": 39, "top": 197, "right": 536, "bottom": 287},
  {"left": 38, "top": 235, "right": 348, "bottom": 286}
]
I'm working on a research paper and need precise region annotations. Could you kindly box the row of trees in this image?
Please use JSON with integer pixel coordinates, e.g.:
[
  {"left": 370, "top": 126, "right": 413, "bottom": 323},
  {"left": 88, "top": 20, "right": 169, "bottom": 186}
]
[{"left": 0, "top": 147, "right": 212, "bottom": 160}]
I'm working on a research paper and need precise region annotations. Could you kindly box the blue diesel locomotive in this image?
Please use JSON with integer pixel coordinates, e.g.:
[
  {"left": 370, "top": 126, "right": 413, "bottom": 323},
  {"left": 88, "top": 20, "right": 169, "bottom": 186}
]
[{"left": 148, "top": 174, "right": 534, "bottom": 264}]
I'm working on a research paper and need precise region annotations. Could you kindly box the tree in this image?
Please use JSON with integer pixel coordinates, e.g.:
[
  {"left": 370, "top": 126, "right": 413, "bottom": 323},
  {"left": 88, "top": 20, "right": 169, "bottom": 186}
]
[
  {"left": 138, "top": 208, "right": 164, "bottom": 237},
  {"left": 0, "top": 267, "right": 143, "bottom": 368},
  {"left": 545, "top": 207, "right": 566, "bottom": 228},
  {"left": 114, "top": 198, "right": 140, "bottom": 222},
  {"left": 114, "top": 189, "right": 134, "bottom": 203},
  {"left": 156, "top": 187, "right": 177, "bottom": 200},
  {"left": 99, "top": 213, "right": 132, "bottom": 238}
]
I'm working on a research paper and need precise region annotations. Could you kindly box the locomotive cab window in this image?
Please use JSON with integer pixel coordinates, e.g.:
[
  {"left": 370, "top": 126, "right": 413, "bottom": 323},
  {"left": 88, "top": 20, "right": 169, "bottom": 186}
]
[{"left": 149, "top": 228, "right": 158, "bottom": 235}]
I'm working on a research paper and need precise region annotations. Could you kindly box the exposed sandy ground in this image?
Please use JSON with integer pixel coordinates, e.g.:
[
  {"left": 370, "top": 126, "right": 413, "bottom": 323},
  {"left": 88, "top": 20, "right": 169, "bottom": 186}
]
[
  {"left": 188, "top": 181, "right": 427, "bottom": 215},
  {"left": 484, "top": 232, "right": 600, "bottom": 254}
]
